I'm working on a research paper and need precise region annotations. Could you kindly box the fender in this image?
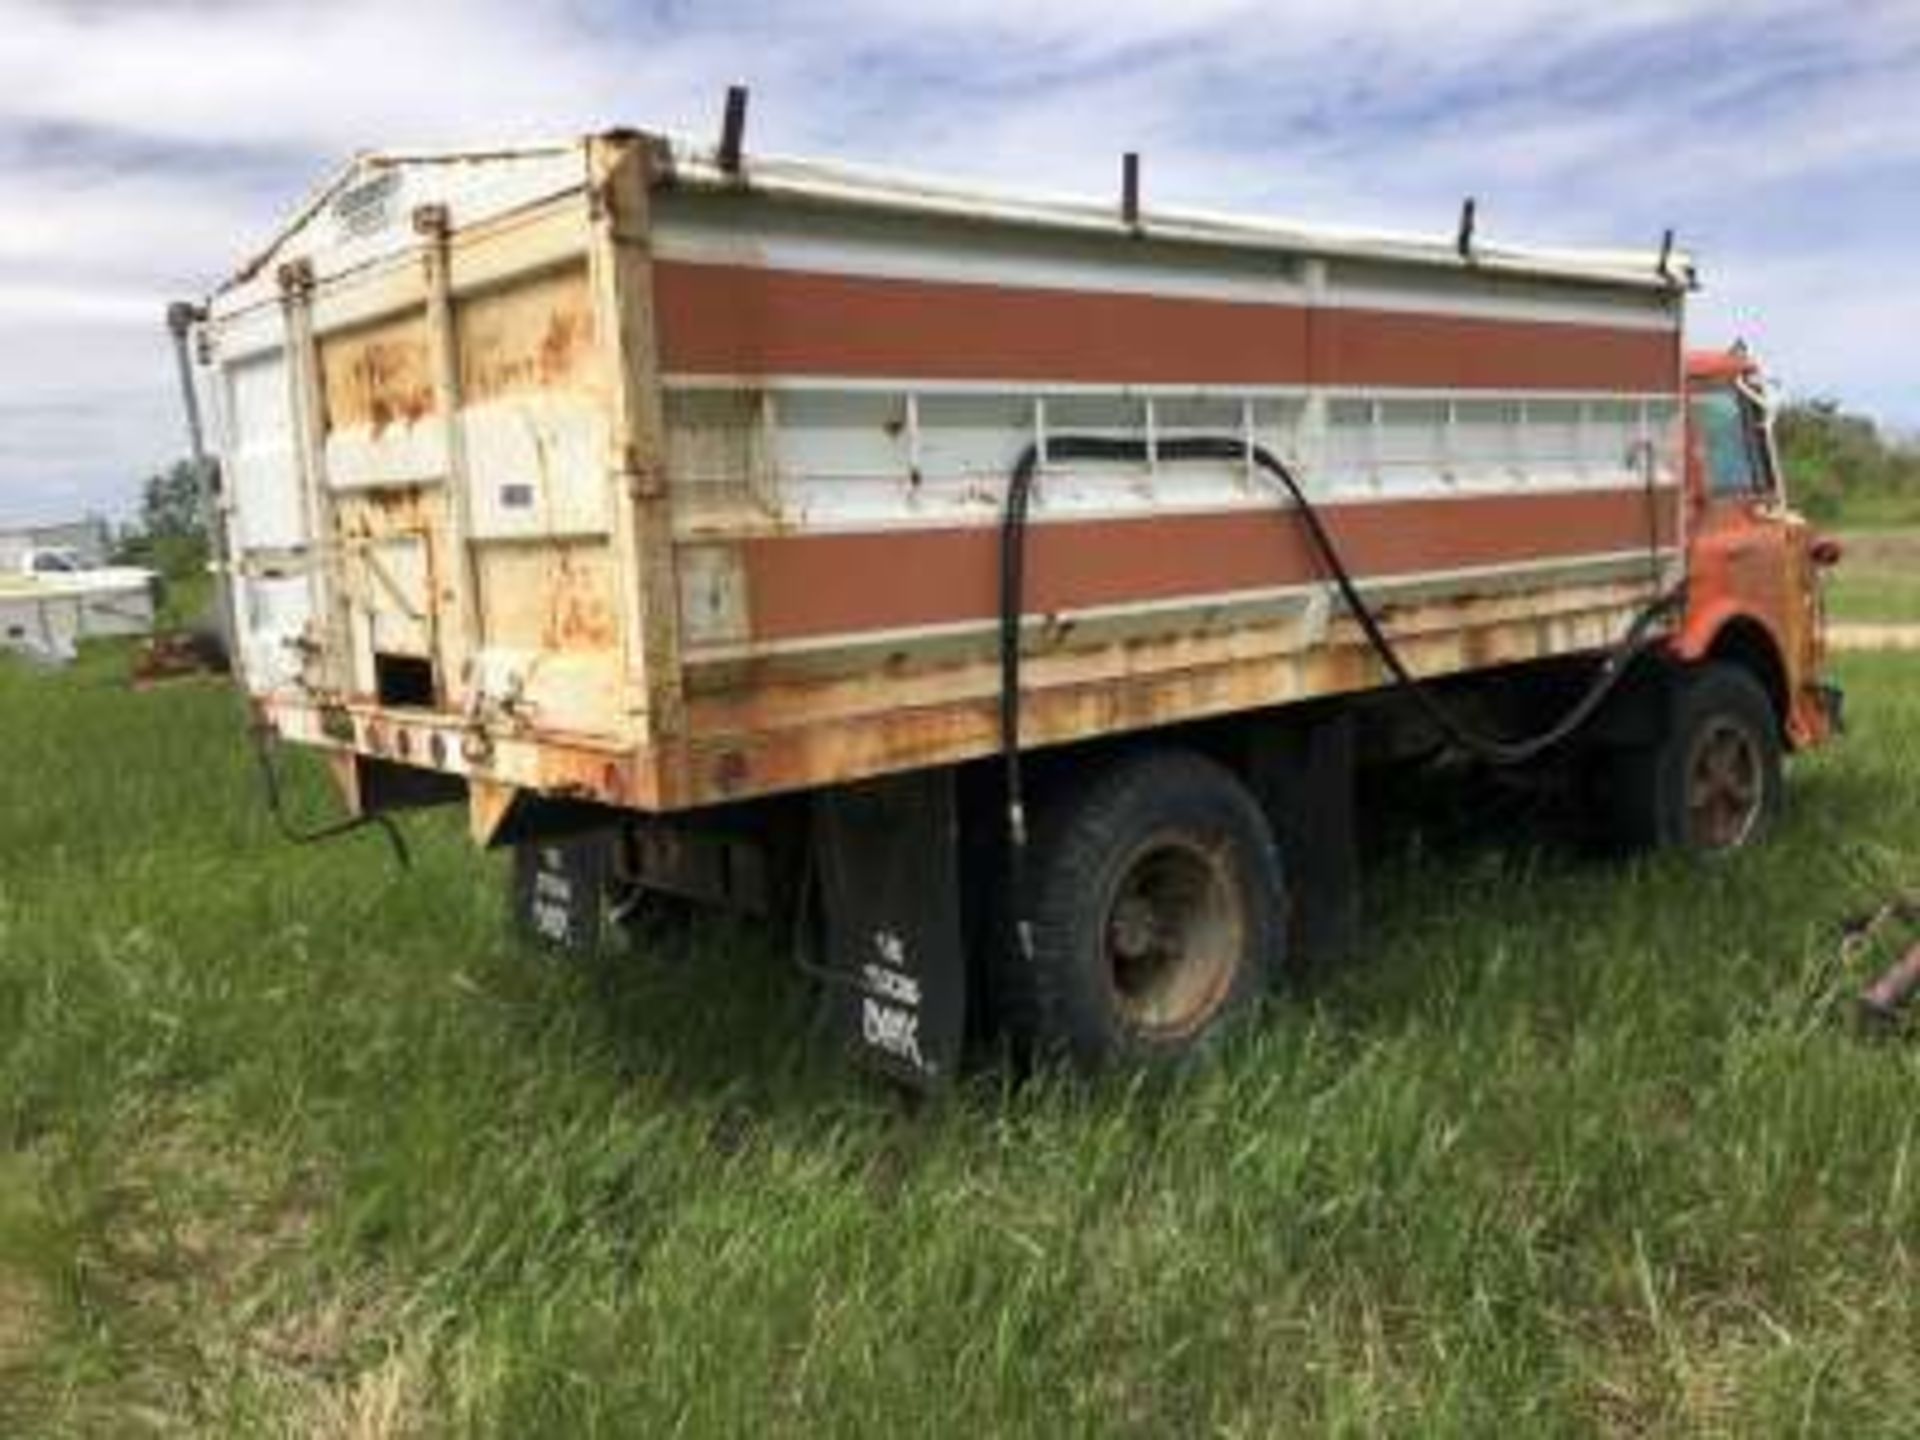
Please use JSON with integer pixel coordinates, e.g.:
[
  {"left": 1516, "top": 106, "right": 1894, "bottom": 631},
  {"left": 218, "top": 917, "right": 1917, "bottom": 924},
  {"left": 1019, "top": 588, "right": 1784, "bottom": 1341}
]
[
  {"left": 1667, "top": 602, "right": 1826, "bottom": 749},
  {"left": 1669, "top": 595, "right": 1777, "bottom": 668}
]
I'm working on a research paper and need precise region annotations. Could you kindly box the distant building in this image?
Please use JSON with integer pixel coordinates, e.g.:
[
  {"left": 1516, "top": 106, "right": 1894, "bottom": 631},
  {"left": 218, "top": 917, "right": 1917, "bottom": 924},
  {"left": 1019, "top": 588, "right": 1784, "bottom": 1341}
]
[{"left": 0, "top": 517, "right": 112, "bottom": 572}]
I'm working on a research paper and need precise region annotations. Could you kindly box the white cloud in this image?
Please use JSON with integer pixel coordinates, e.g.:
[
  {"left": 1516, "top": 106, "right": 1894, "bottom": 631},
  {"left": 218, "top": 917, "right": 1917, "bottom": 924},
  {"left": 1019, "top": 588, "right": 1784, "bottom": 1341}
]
[
  {"left": 0, "top": 0, "right": 1914, "bottom": 522},
  {"left": 1696, "top": 245, "right": 1920, "bottom": 418}
]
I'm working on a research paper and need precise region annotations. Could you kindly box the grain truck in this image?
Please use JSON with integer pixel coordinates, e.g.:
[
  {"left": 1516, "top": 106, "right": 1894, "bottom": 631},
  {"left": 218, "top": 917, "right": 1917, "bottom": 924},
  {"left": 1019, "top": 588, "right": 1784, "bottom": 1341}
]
[{"left": 175, "top": 120, "right": 1840, "bottom": 1083}]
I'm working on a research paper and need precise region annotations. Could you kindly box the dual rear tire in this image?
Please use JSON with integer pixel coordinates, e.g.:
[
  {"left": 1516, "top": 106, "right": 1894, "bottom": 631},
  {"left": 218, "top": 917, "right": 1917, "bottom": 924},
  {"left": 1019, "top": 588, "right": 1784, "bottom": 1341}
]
[{"left": 994, "top": 750, "right": 1288, "bottom": 1067}]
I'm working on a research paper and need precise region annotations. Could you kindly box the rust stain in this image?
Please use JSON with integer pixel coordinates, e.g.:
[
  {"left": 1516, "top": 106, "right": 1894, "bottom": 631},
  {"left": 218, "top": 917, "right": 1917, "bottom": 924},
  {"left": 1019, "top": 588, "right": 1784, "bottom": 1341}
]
[
  {"left": 345, "top": 485, "right": 436, "bottom": 535},
  {"left": 541, "top": 544, "right": 618, "bottom": 653},
  {"left": 655, "top": 611, "right": 1460, "bottom": 808},
  {"left": 321, "top": 315, "right": 435, "bottom": 436},
  {"left": 539, "top": 310, "right": 586, "bottom": 384},
  {"left": 266, "top": 580, "right": 1648, "bottom": 817},
  {"left": 537, "top": 744, "right": 640, "bottom": 805},
  {"left": 655, "top": 579, "right": 1649, "bottom": 806},
  {"left": 457, "top": 265, "right": 599, "bottom": 404}
]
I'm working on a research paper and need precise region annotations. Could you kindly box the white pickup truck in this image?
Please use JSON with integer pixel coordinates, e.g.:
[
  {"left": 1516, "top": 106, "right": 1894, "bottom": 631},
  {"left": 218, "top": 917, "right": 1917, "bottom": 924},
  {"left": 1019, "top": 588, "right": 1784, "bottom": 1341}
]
[{"left": 0, "top": 546, "right": 160, "bottom": 663}]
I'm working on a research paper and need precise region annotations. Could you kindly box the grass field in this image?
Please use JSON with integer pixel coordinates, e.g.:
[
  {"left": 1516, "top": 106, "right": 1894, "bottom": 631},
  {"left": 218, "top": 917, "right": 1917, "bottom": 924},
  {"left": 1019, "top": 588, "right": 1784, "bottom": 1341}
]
[
  {"left": 1827, "top": 490, "right": 1920, "bottom": 533},
  {"left": 3, "top": 645, "right": 1919, "bottom": 1436},
  {"left": 1827, "top": 530, "right": 1920, "bottom": 626}
]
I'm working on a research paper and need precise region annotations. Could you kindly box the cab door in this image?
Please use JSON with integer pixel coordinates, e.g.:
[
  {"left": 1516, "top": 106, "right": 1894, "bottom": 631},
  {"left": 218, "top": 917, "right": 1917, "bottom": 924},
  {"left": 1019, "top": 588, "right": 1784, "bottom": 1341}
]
[{"left": 1686, "top": 381, "right": 1822, "bottom": 732}]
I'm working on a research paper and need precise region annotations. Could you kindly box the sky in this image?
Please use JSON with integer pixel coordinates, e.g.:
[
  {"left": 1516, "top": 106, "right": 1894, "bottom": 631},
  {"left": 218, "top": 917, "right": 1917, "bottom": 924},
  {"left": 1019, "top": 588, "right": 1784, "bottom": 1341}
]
[{"left": 1, "top": 0, "right": 1916, "bottom": 525}]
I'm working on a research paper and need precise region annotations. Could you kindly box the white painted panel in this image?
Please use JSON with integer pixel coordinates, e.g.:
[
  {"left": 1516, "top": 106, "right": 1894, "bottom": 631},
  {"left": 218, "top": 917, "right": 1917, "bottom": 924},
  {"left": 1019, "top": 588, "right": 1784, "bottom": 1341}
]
[
  {"left": 220, "top": 341, "right": 315, "bottom": 696},
  {"left": 325, "top": 424, "right": 448, "bottom": 490},
  {"left": 1251, "top": 396, "right": 1309, "bottom": 465},
  {"left": 675, "top": 376, "right": 1682, "bottom": 533},
  {"left": 224, "top": 349, "right": 306, "bottom": 550},
  {"left": 653, "top": 190, "right": 1304, "bottom": 306},
  {"left": 913, "top": 392, "right": 1032, "bottom": 483},
  {"left": 213, "top": 148, "right": 587, "bottom": 319},
  {"left": 1525, "top": 400, "right": 1585, "bottom": 471},
  {"left": 1377, "top": 401, "right": 1450, "bottom": 488},
  {"left": 1325, "top": 256, "right": 1679, "bottom": 331},
  {"left": 1322, "top": 398, "right": 1377, "bottom": 495},
  {"left": 651, "top": 185, "right": 1679, "bottom": 327},
  {"left": 773, "top": 389, "right": 907, "bottom": 481},
  {"left": 662, "top": 137, "right": 1692, "bottom": 294},
  {"left": 1581, "top": 399, "right": 1641, "bottom": 474},
  {"left": 463, "top": 394, "right": 610, "bottom": 540},
  {"left": 1452, "top": 399, "right": 1525, "bottom": 481},
  {"left": 236, "top": 575, "right": 312, "bottom": 693},
  {"left": 664, "top": 389, "right": 767, "bottom": 489},
  {"left": 353, "top": 536, "right": 432, "bottom": 657}
]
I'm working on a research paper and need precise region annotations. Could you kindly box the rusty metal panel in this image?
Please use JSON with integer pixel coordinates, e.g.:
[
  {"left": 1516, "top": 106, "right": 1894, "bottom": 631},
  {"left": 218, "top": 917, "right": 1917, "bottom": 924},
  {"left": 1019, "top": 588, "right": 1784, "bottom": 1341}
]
[
  {"left": 459, "top": 265, "right": 598, "bottom": 402},
  {"left": 334, "top": 488, "right": 443, "bottom": 672},
  {"left": 585, "top": 134, "right": 683, "bottom": 741},
  {"left": 322, "top": 310, "right": 435, "bottom": 431},
  {"left": 455, "top": 265, "right": 612, "bottom": 541},
  {"left": 471, "top": 543, "right": 626, "bottom": 736},
  {"left": 476, "top": 542, "right": 619, "bottom": 652},
  {"left": 676, "top": 543, "right": 751, "bottom": 649},
  {"left": 319, "top": 309, "right": 447, "bottom": 488}
]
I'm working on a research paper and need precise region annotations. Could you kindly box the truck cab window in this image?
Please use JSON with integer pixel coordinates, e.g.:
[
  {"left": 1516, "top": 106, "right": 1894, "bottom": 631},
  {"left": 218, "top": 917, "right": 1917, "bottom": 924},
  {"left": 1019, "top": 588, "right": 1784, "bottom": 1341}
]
[{"left": 1693, "top": 387, "right": 1767, "bottom": 500}]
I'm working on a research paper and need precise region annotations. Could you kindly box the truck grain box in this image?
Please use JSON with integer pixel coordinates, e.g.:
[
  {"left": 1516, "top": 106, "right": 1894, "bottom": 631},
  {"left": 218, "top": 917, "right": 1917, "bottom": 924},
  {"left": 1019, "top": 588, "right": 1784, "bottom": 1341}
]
[{"left": 179, "top": 119, "right": 1840, "bottom": 1083}]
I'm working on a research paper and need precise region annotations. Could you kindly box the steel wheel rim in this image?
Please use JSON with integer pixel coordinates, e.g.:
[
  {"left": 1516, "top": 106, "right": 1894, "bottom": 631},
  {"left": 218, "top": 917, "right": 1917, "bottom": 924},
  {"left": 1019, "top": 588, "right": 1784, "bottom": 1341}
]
[
  {"left": 1684, "top": 717, "right": 1765, "bottom": 851},
  {"left": 1103, "top": 832, "right": 1245, "bottom": 1038}
]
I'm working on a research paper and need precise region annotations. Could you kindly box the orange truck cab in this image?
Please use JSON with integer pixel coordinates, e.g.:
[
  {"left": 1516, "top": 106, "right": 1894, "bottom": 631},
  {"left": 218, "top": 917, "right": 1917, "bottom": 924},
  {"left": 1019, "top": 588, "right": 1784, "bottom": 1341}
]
[{"left": 1672, "top": 347, "right": 1843, "bottom": 750}]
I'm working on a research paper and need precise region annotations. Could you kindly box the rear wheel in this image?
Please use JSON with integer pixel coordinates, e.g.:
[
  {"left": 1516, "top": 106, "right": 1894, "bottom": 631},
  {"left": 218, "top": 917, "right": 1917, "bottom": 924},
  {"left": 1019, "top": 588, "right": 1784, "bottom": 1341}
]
[
  {"left": 996, "top": 749, "right": 1286, "bottom": 1066},
  {"left": 1602, "top": 662, "right": 1782, "bottom": 855}
]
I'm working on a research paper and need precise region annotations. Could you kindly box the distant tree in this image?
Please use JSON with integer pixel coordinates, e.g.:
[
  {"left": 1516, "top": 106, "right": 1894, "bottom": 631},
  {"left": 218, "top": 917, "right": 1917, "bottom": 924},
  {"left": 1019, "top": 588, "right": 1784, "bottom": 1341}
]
[
  {"left": 139, "top": 458, "right": 208, "bottom": 542},
  {"left": 115, "top": 458, "right": 210, "bottom": 579},
  {"left": 1776, "top": 398, "right": 1920, "bottom": 522}
]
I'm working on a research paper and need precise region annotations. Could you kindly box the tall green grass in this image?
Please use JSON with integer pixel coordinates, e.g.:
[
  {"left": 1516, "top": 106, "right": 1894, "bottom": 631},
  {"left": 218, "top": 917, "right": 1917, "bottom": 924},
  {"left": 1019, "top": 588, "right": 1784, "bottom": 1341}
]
[
  {"left": 2, "top": 647, "right": 1919, "bottom": 1434},
  {"left": 1827, "top": 530, "right": 1920, "bottom": 625}
]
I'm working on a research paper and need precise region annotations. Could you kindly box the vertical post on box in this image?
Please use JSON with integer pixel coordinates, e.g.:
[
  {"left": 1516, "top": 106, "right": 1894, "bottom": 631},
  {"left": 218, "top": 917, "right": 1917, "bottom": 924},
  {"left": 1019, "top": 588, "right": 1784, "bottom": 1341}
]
[
  {"left": 717, "top": 85, "right": 749, "bottom": 175},
  {"left": 1297, "top": 256, "right": 1333, "bottom": 643},
  {"left": 414, "top": 203, "right": 482, "bottom": 699},
  {"left": 586, "top": 132, "right": 685, "bottom": 752},
  {"left": 278, "top": 258, "right": 350, "bottom": 695}
]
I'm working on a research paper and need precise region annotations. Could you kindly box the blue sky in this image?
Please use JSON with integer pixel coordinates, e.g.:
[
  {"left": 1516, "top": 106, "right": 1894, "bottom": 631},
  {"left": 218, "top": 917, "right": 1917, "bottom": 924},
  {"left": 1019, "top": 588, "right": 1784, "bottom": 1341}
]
[{"left": 1, "top": 0, "right": 1915, "bottom": 524}]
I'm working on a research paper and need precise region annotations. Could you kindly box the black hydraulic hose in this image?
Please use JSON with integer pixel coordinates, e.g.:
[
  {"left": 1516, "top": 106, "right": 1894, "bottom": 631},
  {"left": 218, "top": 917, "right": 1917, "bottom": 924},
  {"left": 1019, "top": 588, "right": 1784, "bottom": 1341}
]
[
  {"left": 998, "top": 435, "right": 1682, "bottom": 854},
  {"left": 249, "top": 723, "right": 412, "bottom": 870}
]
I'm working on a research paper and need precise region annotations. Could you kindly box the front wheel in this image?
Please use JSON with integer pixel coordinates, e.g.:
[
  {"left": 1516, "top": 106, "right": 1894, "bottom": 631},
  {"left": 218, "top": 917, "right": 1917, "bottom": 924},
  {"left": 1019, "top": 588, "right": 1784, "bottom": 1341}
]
[
  {"left": 994, "top": 749, "right": 1287, "bottom": 1067},
  {"left": 1601, "top": 662, "right": 1783, "bottom": 855}
]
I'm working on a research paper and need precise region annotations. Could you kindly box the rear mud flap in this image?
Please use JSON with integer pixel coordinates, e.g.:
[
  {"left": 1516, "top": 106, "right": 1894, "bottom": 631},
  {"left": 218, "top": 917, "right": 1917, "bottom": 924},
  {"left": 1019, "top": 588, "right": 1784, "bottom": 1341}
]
[
  {"left": 511, "top": 835, "right": 612, "bottom": 953},
  {"left": 813, "top": 771, "right": 968, "bottom": 1089}
]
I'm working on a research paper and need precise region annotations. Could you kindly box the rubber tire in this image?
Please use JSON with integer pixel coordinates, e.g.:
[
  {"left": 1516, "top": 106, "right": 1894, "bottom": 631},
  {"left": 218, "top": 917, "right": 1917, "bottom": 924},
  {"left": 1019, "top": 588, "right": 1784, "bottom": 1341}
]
[
  {"left": 996, "top": 749, "right": 1287, "bottom": 1068},
  {"left": 1602, "top": 661, "right": 1783, "bottom": 854}
]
